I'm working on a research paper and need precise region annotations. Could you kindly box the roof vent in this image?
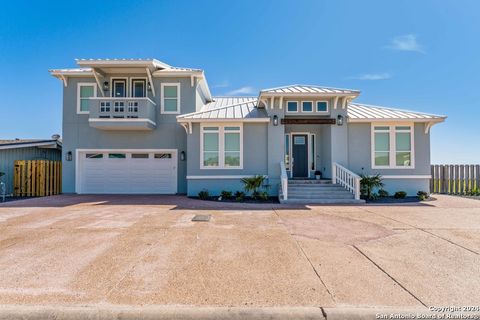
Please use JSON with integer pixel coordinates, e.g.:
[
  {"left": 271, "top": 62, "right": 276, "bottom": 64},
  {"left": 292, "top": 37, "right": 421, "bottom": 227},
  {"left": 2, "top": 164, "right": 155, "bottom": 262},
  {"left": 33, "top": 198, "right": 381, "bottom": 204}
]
[{"left": 51, "top": 134, "right": 60, "bottom": 140}]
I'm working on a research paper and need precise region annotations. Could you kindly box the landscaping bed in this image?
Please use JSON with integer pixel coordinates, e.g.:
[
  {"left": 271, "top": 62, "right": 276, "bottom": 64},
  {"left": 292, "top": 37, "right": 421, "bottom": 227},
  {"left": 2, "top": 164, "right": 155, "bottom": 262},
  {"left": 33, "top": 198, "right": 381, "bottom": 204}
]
[
  {"left": 366, "top": 196, "right": 436, "bottom": 204},
  {"left": 191, "top": 196, "right": 279, "bottom": 203}
]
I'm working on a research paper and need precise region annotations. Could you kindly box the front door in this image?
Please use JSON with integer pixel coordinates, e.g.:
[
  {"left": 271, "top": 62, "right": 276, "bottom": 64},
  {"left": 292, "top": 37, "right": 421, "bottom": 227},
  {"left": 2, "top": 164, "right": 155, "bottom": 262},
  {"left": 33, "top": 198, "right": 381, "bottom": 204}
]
[{"left": 292, "top": 134, "right": 308, "bottom": 178}]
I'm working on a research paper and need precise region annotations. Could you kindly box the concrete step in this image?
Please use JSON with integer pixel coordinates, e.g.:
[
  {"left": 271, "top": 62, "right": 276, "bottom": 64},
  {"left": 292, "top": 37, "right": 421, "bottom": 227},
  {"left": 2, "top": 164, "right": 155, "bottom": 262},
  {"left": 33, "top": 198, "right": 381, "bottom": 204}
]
[
  {"left": 280, "top": 198, "right": 365, "bottom": 204},
  {"left": 288, "top": 185, "right": 346, "bottom": 191},
  {"left": 288, "top": 191, "right": 354, "bottom": 197},
  {"left": 288, "top": 179, "right": 332, "bottom": 184},
  {"left": 288, "top": 194, "right": 355, "bottom": 200}
]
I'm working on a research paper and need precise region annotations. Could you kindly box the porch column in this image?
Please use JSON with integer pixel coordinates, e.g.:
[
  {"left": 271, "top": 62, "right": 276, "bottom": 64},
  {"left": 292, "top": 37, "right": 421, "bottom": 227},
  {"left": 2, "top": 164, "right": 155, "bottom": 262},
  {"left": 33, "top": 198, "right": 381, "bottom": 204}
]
[{"left": 267, "top": 99, "right": 285, "bottom": 194}]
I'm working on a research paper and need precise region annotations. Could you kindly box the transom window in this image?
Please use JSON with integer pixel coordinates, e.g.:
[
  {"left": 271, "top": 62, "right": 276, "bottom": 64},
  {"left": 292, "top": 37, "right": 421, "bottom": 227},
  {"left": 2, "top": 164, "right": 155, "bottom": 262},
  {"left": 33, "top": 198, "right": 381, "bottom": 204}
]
[
  {"left": 201, "top": 125, "right": 242, "bottom": 169},
  {"left": 302, "top": 101, "right": 313, "bottom": 112},
  {"left": 286, "top": 100, "right": 330, "bottom": 113},
  {"left": 77, "top": 83, "right": 96, "bottom": 114},
  {"left": 316, "top": 101, "right": 328, "bottom": 112},
  {"left": 372, "top": 124, "right": 414, "bottom": 168},
  {"left": 287, "top": 101, "right": 298, "bottom": 112},
  {"left": 161, "top": 83, "right": 180, "bottom": 114}
]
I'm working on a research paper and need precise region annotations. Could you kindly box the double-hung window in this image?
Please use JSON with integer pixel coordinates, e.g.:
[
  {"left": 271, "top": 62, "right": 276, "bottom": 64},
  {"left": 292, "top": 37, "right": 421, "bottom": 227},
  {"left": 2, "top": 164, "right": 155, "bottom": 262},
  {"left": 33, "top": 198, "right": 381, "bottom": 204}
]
[
  {"left": 372, "top": 124, "right": 414, "bottom": 168},
  {"left": 201, "top": 125, "right": 242, "bottom": 169},
  {"left": 161, "top": 83, "right": 180, "bottom": 114},
  {"left": 77, "top": 83, "right": 96, "bottom": 114}
]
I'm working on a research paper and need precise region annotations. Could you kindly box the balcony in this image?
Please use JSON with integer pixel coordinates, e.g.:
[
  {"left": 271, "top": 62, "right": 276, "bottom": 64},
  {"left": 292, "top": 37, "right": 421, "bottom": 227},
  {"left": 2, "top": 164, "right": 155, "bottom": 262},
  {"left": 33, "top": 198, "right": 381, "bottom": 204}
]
[{"left": 88, "top": 98, "right": 156, "bottom": 130}]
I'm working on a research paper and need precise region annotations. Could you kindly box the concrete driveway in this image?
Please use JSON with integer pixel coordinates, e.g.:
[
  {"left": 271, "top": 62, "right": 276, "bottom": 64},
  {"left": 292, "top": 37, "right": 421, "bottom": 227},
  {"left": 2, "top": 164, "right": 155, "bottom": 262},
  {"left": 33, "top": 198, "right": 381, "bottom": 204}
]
[{"left": 0, "top": 194, "right": 479, "bottom": 309}]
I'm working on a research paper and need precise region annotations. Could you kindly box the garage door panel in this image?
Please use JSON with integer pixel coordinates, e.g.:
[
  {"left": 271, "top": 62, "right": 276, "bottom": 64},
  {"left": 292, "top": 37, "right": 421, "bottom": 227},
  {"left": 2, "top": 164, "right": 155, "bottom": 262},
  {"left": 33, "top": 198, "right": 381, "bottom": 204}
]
[{"left": 79, "top": 151, "right": 177, "bottom": 194}]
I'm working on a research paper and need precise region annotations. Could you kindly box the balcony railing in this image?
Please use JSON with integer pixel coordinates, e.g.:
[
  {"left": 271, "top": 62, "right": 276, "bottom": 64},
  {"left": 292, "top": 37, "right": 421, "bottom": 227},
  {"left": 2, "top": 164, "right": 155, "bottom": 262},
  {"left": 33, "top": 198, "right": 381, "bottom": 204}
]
[{"left": 88, "top": 97, "right": 157, "bottom": 130}]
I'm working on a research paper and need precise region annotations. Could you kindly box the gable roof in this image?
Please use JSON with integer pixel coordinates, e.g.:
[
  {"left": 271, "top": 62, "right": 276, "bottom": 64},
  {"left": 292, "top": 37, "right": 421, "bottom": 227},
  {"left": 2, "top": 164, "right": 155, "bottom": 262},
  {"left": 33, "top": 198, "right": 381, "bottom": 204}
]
[
  {"left": 347, "top": 103, "right": 446, "bottom": 122},
  {"left": 0, "top": 139, "right": 62, "bottom": 150},
  {"left": 260, "top": 84, "right": 360, "bottom": 95},
  {"left": 177, "top": 97, "right": 269, "bottom": 122}
]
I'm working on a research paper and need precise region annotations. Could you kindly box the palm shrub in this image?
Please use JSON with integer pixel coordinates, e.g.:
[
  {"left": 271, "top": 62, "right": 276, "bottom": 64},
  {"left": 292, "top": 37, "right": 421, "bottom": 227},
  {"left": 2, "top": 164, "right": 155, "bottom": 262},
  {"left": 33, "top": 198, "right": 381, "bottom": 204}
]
[
  {"left": 198, "top": 189, "right": 210, "bottom": 200},
  {"left": 220, "top": 190, "right": 232, "bottom": 200},
  {"left": 360, "top": 174, "right": 384, "bottom": 200},
  {"left": 241, "top": 175, "right": 268, "bottom": 200}
]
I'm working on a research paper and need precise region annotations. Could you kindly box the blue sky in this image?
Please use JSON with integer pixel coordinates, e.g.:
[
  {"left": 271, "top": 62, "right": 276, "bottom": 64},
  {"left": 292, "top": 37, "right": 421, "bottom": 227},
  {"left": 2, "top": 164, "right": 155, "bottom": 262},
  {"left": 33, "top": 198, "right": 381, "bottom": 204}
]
[{"left": 0, "top": 0, "right": 478, "bottom": 163}]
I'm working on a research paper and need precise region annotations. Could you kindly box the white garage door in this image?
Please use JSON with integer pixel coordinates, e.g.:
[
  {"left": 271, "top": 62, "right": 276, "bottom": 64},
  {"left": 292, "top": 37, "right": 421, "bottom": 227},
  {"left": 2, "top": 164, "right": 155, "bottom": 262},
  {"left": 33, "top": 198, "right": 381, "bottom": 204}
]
[{"left": 77, "top": 150, "right": 177, "bottom": 194}]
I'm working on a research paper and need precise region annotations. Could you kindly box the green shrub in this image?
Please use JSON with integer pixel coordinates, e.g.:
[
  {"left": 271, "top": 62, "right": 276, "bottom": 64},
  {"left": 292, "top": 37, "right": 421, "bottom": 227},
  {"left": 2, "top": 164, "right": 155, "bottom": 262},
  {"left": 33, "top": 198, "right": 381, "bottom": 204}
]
[
  {"left": 235, "top": 191, "right": 245, "bottom": 202},
  {"left": 378, "top": 189, "right": 389, "bottom": 198},
  {"left": 467, "top": 188, "right": 480, "bottom": 196},
  {"left": 198, "top": 189, "right": 210, "bottom": 200},
  {"left": 417, "top": 191, "right": 429, "bottom": 201},
  {"left": 394, "top": 191, "right": 407, "bottom": 199},
  {"left": 220, "top": 190, "right": 232, "bottom": 200},
  {"left": 241, "top": 175, "right": 266, "bottom": 195},
  {"left": 360, "top": 174, "right": 384, "bottom": 200},
  {"left": 257, "top": 191, "right": 269, "bottom": 201}
]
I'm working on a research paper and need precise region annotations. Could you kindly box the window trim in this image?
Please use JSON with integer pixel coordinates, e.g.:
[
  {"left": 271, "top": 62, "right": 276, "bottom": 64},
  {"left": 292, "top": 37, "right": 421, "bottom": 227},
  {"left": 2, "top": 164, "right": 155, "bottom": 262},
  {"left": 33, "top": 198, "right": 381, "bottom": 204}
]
[
  {"left": 301, "top": 101, "right": 314, "bottom": 113},
  {"left": 111, "top": 78, "right": 128, "bottom": 98},
  {"left": 200, "top": 123, "right": 243, "bottom": 169},
  {"left": 371, "top": 123, "right": 415, "bottom": 169},
  {"left": 77, "top": 82, "right": 97, "bottom": 114},
  {"left": 161, "top": 83, "right": 181, "bottom": 114},
  {"left": 286, "top": 101, "right": 299, "bottom": 113},
  {"left": 315, "top": 100, "right": 329, "bottom": 113}
]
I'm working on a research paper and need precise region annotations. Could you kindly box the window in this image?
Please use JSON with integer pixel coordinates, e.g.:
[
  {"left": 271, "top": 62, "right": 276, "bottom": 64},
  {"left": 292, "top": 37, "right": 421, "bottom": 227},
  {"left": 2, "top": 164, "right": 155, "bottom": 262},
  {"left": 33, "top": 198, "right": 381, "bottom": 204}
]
[
  {"left": 108, "top": 153, "right": 126, "bottom": 159},
  {"left": 161, "top": 83, "right": 180, "bottom": 114},
  {"left": 112, "top": 79, "right": 127, "bottom": 97},
  {"left": 316, "top": 101, "right": 328, "bottom": 113},
  {"left": 86, "top": 153, "right": 103, "bottom": 159},
  {"left": 302, "top": 101, "right": 313, "bottom": 112},
  {"left": 284, "top": 134, "right": 290, "bottom": 169},
  {"left": 131, "top": 153, "right": 149, "bottom": 159},
  {"left": 294, "top": 136, "right": 305, "bottom": 144},
  {"left": 372, "top": 124, "right": 414, "bottom": 168},
  {"left": 77, "top": 83, "right": 96, "bottom": 114},
  {"left": 154, "top": 153, "right": 172, "bottom": 159},
  {"left": 287, "top": 101, "right": 298, "bottom": 112},
  {"left": 201, "top": 125, "right": 243, "bottom": 169},
  {"left": 132, "top": 79, "right": 146, "bottom": 97},
  {"left": 310, "top": 134, "right": 315, "bottom": 170}
]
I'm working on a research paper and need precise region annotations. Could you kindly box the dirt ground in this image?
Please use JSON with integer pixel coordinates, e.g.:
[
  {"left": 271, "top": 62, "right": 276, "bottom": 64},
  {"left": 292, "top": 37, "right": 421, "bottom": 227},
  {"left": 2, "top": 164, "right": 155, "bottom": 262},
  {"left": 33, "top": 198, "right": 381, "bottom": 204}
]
[{"left": 0, "top": 194, "right": 479, "bottom": 308}]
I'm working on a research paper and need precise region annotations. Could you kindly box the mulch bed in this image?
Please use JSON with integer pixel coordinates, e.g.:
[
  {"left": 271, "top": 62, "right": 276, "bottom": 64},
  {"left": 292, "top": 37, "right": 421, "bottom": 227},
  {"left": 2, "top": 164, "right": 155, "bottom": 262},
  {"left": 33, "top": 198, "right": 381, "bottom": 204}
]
[
  {"left": 366, "top": 196, "right": 436, "bottom": 204},
  {"left": 191, "top": 196, "right": 279, "bottom": 204}
]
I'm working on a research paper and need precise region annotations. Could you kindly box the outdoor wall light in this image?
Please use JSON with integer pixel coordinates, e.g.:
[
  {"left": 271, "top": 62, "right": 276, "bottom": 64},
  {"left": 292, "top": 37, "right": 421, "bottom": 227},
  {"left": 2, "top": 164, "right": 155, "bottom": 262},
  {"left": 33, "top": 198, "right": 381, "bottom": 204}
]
[
  {"left": 103, "top": 81, "right": 109, "bottom": 91},
  {"left": 66, "top": 151, "right": 73, "bottom": 161},
  {"left": 147, "top": 82, "right": 152, "bottom": 91},
  {"left": 337, "top": 115, "right": 344, "bottom": 126},
  {"left": 273, "top": 115, "right": 279, "bottom": 126},
  {"left": 180, "top": 151, "right": 186, "bottom": 161}
]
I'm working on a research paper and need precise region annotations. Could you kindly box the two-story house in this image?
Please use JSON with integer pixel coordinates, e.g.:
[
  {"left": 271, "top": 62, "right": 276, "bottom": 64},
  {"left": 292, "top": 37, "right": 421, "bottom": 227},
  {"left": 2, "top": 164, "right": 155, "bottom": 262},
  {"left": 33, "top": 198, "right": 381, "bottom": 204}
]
[{"left": 50, "top": 58, "right": 446, "bottom": 203}]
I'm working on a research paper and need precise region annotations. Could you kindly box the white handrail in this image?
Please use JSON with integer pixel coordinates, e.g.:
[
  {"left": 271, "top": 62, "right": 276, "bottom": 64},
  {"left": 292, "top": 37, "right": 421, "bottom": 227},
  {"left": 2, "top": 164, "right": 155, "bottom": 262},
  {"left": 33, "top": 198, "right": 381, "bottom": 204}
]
[
  {"left": 332, "top": 162, "right": 361, "bottom": 200},
  {"left": 280, "top": 161, "right": 288, "bottom": 200}
]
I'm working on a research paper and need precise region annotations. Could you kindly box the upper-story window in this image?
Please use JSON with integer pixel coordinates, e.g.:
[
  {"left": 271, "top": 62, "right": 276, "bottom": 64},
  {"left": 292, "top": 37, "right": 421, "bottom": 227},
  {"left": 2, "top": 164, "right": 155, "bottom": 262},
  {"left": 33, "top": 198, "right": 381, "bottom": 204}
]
[
  {"left": 77, "top": 83, "right": 97, "bottom": 114},
  {"left": 287, "top": 101, "right": 298, "bottom": 112},
  {"left": 131, "top": 79, "right": 146, "bottom": 97},
  {"left": 316, "top": 101, "right": 328, "bottom": 113},
  {"left": 112, "top": 79, "right": 127, "bottom": 97},
  {"left": 302, "top": 101, "right": 313, "bottom": 112},
  {"left": 161, "top": 83, "right": 180, "bottom": 114},
  {"left": 372, "top": 124, "right": 414, "bottom": 169}
]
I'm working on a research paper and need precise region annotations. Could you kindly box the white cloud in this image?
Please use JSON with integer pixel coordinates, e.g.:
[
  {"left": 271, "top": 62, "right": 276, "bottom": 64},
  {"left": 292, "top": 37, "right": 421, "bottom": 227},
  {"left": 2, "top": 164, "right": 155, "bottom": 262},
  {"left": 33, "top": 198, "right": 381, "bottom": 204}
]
[
  {"left": 212, "top": 80, "right": 230, "bottom": 88},
  {"left": 386, "top": 34, "right": 425, "bottom": 53},
  {"left": 225, "top": 86, "right": 257, "bottom": 95},
  {"left": 348, "top": 73, "right": 392, "bottom": 81}
]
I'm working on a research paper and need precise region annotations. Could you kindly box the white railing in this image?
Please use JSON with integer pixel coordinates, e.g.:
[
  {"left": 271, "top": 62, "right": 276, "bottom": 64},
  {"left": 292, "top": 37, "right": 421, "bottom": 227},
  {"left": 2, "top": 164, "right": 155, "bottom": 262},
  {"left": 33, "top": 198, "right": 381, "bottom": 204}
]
[
  {"left": 280, "top": 161, "right": 288, "bottom": 200},
  {"left": 332, "top": 162, "right": 361, "bottom": 200}
]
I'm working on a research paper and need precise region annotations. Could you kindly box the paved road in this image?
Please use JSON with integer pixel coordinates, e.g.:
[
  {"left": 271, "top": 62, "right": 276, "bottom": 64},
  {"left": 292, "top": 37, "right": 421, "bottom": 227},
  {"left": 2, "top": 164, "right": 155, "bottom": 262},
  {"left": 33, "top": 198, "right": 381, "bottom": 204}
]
[{"left": 0, "top": 194, "right": 478, "bottom": 308}]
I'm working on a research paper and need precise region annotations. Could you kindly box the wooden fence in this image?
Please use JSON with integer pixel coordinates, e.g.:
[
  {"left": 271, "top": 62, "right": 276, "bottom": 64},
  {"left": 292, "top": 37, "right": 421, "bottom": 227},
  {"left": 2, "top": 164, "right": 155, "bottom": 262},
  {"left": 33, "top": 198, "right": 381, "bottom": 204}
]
[
  {"left": 13, "top": 160, "right": 62, "bottom": 197},
  {"left": 430, "top": 165, "right": 480, "bottom": 194}
]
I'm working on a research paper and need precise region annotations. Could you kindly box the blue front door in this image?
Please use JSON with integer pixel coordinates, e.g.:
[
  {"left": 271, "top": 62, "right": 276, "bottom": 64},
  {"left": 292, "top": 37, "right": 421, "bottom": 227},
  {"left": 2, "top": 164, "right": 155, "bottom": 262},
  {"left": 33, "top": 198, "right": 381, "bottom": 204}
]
[{"left": 292, "top": 134, "right": 308, "bottom": 178}]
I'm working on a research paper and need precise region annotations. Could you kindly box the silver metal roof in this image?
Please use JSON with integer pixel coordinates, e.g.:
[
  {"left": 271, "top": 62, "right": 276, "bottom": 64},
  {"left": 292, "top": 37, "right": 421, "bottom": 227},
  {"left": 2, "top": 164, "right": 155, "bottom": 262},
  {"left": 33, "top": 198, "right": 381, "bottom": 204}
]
[
  {"left": 177, "top": 98, "right": 268, "bottom": 121},
  {"left": 348, "top": 103, "right": 446, "bottom": 122},
  {"left": 261, "top": 84, "right": 360, "bottom": 95}
]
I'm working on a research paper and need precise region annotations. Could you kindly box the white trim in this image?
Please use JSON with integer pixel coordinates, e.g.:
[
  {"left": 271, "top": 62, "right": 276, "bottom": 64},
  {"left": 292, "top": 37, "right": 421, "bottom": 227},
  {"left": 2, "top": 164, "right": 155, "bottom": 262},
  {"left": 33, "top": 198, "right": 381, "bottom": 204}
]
[
  {"left": 130, "top": 78, "right": 147, "bottom": 98},
  {"left": 161, "top": 83, "right": 181, "bottom": 114},
  {"left": 88, "top": 118, "right": 156, "bottom": 125},
  {"left": 92, "top": 71, "right": 105, "bottom": 97},
  {"left": 177, "top": 118, "right": 269, "bottom": 123},
  {"left": 187, "top": 175, "right": 268, "bottom": 180},
  {"left": 286, "top": 101, "right": 298, "bottom": 113},
  {"left": 75, "top": 149, "right": 178, "bottom": 194},
  {"left": 315, "top": 100, "right": 329, "bottom": 113},
  {"left": 111, "top": 77, "right": 128, "bottom": 98},
  {"left": 200, "top": 123, "right": 243, "bottom": 170},
  {"left": 382, "top": 175, "right": 431, "bottom": 179},
  {"left": 145, "top": 68, "right": 156, "bottom": 97},
  {"left": 77, "top": 82, "right": 97, "bottom": 114},
  {"left": 301, "top": 101, "right": 314, "bottom": 113},
  {"left": 0, "top": 141, "right": 59, "bottom": 150},
  {"left": 371, "top": 123, "right": 415, "bottom": 169},
  {"left": 91, "top": 97, "right": 156, "bottom": 106},
  {"left": 349, "top": 118, "right": 444, "bottom": 123}
]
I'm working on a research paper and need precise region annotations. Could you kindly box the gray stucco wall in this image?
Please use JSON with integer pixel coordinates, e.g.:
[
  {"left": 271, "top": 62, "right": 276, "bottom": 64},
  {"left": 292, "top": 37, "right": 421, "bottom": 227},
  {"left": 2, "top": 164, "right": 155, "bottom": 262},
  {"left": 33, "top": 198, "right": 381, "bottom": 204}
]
[
  {"left": 0, "top": 147, "right": 61, "bottom": 196},
  {"left": 186, "top": 122, "right": 269, "bottom": 196},
  {"left": 62, "top": 76, "right": 195, "bottom": 193},
  {"left": 347, "top": 122, "right": 431, "bottom": 195}
]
